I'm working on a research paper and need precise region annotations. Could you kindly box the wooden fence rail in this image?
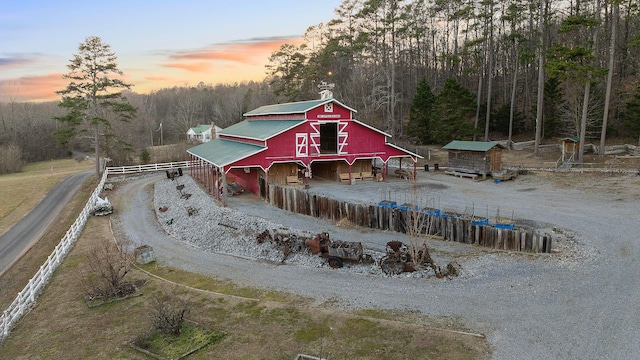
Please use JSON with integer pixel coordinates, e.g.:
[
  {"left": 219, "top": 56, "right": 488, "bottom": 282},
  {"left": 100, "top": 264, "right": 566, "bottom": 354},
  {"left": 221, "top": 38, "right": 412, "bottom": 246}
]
[
  {"left": 0, "top": 161, "right": 191, "bottom": 343},
  {"left": 268, "top": 185, "right": 551, "bottom": 253}
]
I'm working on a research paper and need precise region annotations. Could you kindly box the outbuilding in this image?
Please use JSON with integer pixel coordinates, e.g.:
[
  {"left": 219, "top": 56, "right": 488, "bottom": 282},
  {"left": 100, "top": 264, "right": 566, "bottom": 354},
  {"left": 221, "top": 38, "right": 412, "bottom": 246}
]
[
  {"left": 187, "top": 92, "right": 420, "bottom": 204},
  {"left": 442, "top": 140, "right": 505, "bottom": 178},
  {"left": 186, "top": 123, "right": 221, "bottom": 143},
  {"left": 561, "top": 136, "right": 580, "bottom": 164}
]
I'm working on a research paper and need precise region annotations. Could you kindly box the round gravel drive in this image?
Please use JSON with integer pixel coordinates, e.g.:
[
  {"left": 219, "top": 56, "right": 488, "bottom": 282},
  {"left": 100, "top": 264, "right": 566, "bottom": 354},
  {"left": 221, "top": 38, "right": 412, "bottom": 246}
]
[{"left": 109, "top": 171, "right": 640, "bottom": 360}]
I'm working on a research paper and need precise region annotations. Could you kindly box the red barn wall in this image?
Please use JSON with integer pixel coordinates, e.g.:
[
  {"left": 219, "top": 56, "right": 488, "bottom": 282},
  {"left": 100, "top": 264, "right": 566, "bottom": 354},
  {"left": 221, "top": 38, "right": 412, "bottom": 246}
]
[
  {"left": 306, "top": 104, "right": 351, "bottom": 121},
  {"left": 227, "top": 167, "right": 259, "bottom": 194}
]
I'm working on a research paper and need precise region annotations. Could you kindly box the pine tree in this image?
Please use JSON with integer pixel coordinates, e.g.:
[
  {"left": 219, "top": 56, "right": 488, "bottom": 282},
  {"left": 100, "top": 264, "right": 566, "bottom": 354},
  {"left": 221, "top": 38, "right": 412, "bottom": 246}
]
[
  {"left": 430, "top": 78, "right": 476, "bottom": 144},
  {"left": 406, "top": 78, "right": 436, "bottom": 144},
  {"left": 54, "top": 36, "right": 137, "bottom": 177},
  {"left": 624, "top": 85, "right": 640, "bottom": 141}
]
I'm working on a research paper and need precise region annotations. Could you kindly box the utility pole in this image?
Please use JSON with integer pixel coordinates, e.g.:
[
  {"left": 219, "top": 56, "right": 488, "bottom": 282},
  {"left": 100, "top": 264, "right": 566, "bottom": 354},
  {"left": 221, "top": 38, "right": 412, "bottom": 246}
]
[{"left": 156, "top": 122, "right": 163, "bottom": 146}]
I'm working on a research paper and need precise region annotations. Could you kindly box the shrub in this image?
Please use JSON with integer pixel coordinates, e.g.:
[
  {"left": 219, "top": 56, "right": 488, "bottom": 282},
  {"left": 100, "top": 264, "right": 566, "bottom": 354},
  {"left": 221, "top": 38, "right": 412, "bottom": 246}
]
[
  {"left": 0, "top": 143, "right": 25, "bottom": 175},
  {"left": 150, "top": 289, "right": 191, "bottom": 336}
]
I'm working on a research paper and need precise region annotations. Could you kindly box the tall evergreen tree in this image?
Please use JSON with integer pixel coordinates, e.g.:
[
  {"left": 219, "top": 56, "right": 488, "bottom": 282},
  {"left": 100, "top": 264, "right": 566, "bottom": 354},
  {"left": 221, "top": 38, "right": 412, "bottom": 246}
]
[
  {"left": 430, "top": 78, "right": 476, "bottom": 144},
  {"left": 266, "top": 43, "right": 312, "bottom": 101},
  {"left": 543, "top": 77, "right": 563, "bottom": 138},
  {"left": 624, "top": 84, "right": 640, "bottom": 142},
  {"left": 54, "top": 36, "right": 136, "bottom": 176},
  {"left": 406, "top": 78, "right": 436, "bottom": 144}
]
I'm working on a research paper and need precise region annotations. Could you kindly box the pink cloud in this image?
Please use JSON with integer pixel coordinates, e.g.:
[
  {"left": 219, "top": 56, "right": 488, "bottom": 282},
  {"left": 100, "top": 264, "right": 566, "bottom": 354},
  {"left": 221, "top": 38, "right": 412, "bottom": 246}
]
[
  {"left": 145, "top": 75, "right": 173, "bottom": 81},
  {"left": 0, "top": 73, "right": 65, "bottom": 102},
  {"left": 0, "top": 71, "right": 134, "bottom": 102},
  {"left": 166, "top": 36, "right": 303, "bottom": 69},
  {"left": 161, "top": 61, "right": 213, "bottom": 73}
]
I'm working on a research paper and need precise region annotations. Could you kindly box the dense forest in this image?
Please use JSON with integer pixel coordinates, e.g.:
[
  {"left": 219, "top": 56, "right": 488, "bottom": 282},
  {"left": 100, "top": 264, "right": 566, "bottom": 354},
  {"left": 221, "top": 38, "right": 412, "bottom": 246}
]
[{"left": 1, "top": 0, "right": 639, "bottom": 172}]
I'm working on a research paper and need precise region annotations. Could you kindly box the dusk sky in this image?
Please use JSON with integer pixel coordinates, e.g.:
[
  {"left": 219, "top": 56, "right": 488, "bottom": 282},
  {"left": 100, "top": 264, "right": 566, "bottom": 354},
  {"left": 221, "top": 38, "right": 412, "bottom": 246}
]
[{"left": 0, "top": 0, "right": 343, "bottom": 102}]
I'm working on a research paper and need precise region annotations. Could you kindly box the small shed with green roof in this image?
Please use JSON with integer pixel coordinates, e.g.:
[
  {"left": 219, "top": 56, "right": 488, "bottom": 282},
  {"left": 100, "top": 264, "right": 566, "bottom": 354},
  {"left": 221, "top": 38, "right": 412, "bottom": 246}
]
[
  {"left": 561, "top": 136, "right": 580, "bottom": 163},
  {"left": 442, "top": 140, "right": 505, "bottom": 177}
]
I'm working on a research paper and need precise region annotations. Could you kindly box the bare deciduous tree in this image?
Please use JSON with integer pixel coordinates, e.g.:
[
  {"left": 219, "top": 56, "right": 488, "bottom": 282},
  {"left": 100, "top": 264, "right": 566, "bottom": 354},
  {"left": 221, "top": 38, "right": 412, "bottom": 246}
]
[
  {"left": 402, "top": 186, "right": 438, "bottom": 275},
  {"left": 0, "top": 143, "right": 26, "bottom": 174},
  {"left": 149, "top": 287, "right": 191, "bottom": 336},
  {"left": 83, "top": 240, "right": 134, "bottom": 300}
]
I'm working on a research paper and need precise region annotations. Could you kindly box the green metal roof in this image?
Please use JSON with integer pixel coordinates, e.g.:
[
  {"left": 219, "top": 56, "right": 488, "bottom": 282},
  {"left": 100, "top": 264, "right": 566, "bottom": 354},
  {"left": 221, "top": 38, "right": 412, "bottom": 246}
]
[
  {"left": 187, "top": 138, "right": 265, "bottom": 167},
  {"left": 443, "top": 140, "right": 502, "bottom": 152},
  {"left": 219, "top": 119, "right": 305, "bottom": 140},
  {"left": 563, "top": 136, "right": 580, "bottom": 142},
  {"left": 244, "top": 100, "right": 325, "bottom": 116},
  {"left": 189, "top": 124, "right": 210, "bottom": 134},
  {"left": 243, "top": 98, "right": 356, "bottom": 116}
]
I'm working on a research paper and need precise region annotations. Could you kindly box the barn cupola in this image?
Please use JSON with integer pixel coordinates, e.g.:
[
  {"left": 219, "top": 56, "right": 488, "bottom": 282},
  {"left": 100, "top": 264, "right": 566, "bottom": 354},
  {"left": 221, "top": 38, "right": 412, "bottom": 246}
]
[{"left": 318, "top": 81, "right": 334, "bottom": 100}]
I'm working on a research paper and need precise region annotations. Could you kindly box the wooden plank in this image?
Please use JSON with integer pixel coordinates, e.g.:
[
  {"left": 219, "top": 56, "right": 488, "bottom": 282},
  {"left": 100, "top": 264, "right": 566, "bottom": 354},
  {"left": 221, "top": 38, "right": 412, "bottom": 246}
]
[{"left": 267, "top": 184, "right": 550, "bottom": 254}]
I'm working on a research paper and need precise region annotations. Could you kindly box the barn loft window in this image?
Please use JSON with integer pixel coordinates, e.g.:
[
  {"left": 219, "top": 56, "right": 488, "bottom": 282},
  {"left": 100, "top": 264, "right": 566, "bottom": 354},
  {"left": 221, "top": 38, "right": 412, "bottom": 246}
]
[{"left": 319, "top": 123, "right": 338, "bottom": 154}]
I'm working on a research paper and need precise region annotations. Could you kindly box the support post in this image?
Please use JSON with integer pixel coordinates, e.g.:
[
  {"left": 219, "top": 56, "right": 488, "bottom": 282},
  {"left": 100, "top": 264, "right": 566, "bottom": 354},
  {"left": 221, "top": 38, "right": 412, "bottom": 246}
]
[{"left": 221, "top": 171, "right": 227, "bottom": 207}]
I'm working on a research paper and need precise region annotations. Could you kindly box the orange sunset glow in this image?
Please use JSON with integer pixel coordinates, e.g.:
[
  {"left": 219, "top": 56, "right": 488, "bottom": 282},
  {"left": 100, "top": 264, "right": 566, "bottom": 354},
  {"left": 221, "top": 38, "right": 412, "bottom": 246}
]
[
  {"left": 1, "top": 37, "right": 300, "bottom": 102},
  {"left": 1, "top": 1, "right": 341, "bottom": 102}
]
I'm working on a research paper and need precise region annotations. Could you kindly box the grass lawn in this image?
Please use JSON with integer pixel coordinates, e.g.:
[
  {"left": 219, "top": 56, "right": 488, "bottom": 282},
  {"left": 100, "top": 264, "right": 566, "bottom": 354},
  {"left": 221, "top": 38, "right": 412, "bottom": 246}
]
[
  {"left": 0, "top": 158, "right": 490, "bottom": 359},
  {"left": 0, "top": 158, "right": 94, "bottom": 236}
]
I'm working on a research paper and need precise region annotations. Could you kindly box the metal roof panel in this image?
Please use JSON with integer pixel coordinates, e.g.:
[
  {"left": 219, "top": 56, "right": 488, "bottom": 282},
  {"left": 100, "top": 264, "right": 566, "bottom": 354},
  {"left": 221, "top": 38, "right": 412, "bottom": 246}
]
[
  {"left": 244, "top": 100, "right": 326, "bottom": 116},
  {"left": 189, "top": 124, "right": 210, "bottom": 134},
  {"left": 187, "top": 138, "right": 265, "bottom": 167},
  {"left": 219, "top": 120, "right": 304, "bottom": 140},
  {"left": 243, "top": 98, "right": 357, "bottom": 116},
  {"left": 443, "top": 140, "right": 503, "bottom": 152}
]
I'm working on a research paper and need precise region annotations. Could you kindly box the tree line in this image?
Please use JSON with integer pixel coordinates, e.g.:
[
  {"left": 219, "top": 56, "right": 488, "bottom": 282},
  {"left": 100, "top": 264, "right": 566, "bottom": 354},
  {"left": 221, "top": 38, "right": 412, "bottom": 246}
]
[
  {"left": 1, "top": 0, "right": 640, "bottom": 174},
  {"left": 268, "top": 0, "right": 640, "bottom": 154}
]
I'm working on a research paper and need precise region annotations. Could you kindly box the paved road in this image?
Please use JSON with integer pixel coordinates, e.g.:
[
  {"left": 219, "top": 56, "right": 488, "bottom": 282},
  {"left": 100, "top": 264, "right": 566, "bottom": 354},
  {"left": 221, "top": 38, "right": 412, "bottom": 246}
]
[{"left": 0, "top": 171, "right": 92, "bottom": 276}]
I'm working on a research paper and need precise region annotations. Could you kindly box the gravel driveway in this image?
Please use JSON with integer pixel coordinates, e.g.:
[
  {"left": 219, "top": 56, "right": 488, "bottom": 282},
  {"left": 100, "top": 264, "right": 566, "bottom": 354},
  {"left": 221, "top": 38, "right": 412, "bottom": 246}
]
[{"left": 109, "top": 171, "right": 640, "bottom": 360}]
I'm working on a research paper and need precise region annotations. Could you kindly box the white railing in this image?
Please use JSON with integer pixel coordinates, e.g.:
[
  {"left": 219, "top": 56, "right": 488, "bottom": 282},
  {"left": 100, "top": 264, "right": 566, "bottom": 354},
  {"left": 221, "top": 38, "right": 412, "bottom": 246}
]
[
  {"left": 106, "top": 161, "right": 190, "bottom": 175},
  {"left": 0, "top": 161, "right": 190, "bottom": 343}
]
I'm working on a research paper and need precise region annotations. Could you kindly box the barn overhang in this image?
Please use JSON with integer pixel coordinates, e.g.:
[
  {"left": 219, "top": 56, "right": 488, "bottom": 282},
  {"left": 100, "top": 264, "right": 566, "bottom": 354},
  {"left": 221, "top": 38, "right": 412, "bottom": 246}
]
[{"left": 187, "top": 138, "right": 266, "bottom": 169}]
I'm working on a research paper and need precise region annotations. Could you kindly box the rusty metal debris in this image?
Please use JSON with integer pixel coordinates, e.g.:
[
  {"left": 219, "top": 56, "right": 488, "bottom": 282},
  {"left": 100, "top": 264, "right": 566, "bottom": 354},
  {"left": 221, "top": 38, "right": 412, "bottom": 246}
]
[
  {"left": 253, "top": 228, "right": 459, "bottom": 277},
  {"left": 304, "top": 232, "right": 373, "bottom": 268},
  {"left": 255, "top": 228, "right": 309, "bottom": 262},
  {"left": 166, "top": 168, "right": 183, "bottom": 180},
  {"left": 379, "top": 241, "right": 413, "bottom": 275},
  {"left": 227, "top": 182, "right": 244, "bottom": 196},
  {"left": 256, "top": 230, "right": 272, "bottom": 244},
  {"left": 174, "top": 181, "right": 191, "bottom": 199}
]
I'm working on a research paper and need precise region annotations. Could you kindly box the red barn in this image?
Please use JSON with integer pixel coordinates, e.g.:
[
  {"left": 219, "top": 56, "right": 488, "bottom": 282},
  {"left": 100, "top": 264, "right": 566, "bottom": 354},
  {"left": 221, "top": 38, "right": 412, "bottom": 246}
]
[{"left": 188, "top": 95, "right": 420, "bottom": 204}]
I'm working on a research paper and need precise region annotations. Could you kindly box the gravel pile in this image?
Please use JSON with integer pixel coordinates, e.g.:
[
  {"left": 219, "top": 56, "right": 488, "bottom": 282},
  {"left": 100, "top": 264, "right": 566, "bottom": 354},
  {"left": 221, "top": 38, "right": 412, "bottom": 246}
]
[
  {"left": 146, "top": 174, "right": 591, "bottom": 280},
  {"left": 153, "top": 175, "right": 393, "bottom": 276}
]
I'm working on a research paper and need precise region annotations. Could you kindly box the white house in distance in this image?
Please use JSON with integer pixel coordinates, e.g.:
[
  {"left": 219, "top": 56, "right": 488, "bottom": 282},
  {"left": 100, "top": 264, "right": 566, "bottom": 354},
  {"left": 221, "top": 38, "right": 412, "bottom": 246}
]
[{"left": 187, "top": 123, "right": 222, "bottom": 143}]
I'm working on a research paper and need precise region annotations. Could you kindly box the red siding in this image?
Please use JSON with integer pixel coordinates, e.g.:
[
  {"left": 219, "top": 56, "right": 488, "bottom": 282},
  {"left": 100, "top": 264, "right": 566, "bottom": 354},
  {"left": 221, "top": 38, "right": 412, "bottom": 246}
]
[
  {"left": 227, "top": 121, "right": 409, "bottom": 170},
  {"left": 219, "top": 134, "right": 265, "bottom": 146},
  {"left": 306, "top": 102, "right": 352, "bottom": 121},
  {"left": 227, "top": 168, "right": 259, "bottom": 194}
]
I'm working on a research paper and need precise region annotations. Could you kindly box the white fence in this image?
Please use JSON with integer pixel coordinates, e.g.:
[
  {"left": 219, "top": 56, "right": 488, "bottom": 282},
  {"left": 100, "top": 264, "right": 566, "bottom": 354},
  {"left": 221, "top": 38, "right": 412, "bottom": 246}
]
[{"left": 0, "top": 161, "right": 190, "bottom": 343}]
